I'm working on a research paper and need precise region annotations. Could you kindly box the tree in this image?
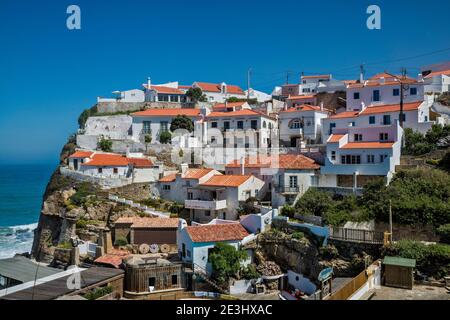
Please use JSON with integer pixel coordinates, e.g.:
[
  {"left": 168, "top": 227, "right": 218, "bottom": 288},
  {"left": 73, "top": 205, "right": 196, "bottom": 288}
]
[
  {"left": 144, "top": 134, "right": 152, "bottom": 152},
  {"left": 159, "top": 131, "right": 172, "bottom": 144},
  {"left": 98, "top": 137, "right": 113, "bottom": 152},
  {"left": 170, "top": 115, "right": 194, "bottom": 132},
  {"left": 186, "top": 87, "right": 207, "bottom": 102},
  {"left": 208, "top": 242, "right": 248, "bottom": 284},
  {"left": 78, "top": 105, "right": 98, "bottom": 129},
  {"left": 295, "top": 188, "right": 333, "bottom": 216}
]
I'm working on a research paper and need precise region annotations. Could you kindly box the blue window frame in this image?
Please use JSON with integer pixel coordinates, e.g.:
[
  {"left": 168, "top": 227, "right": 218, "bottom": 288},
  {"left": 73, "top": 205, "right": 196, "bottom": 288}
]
[
  {"left": 373, "top": 90, "right": 380, "bottom": 102},
  {"left": 410, "top": 87, "right": 417, "bottom": 95},
  {"left": 393, "top": 88, "right": 400, "bottom": 96},
  {"left": 369, "top": 116, "right": 375, "bottom": 124}
]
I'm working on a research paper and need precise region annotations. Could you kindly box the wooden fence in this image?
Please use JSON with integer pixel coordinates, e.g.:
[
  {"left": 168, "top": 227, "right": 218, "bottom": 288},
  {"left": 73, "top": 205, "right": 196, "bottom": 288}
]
[
  {"left": 327, "top": 269, "right": 368, "bottom": 300},
  {"left": 329, "top": 226, "right": 384, "bottom": 244}
]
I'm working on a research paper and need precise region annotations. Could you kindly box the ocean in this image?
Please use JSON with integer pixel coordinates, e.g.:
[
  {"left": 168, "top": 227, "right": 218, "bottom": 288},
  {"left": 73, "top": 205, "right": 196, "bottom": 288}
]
[{"left": 0, "top": 164, "right": 56, "bottom": 259}]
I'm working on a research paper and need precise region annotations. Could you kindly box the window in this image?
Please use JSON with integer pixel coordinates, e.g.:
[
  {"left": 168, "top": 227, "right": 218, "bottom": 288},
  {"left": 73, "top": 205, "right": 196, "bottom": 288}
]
[
  {"left": 351, "top": 122, "right": 356, "bottom": 127},
  {"left": 353, "top": 92, "right": 360, "bottom": 99},
  {"left": 369, "top": 116, "right": 375, "bottom": 124},
  {"left": 410, "top": 87, "right": 417, "bottom": 95},
  {"left": 379, "top": 133, "right": 389, "bottom": 141},
  {"left": 148, "top": 277, "right": 156, "bottom": 287},
  {"left": 354, "top": 134, "right": 362, "bottom": 141},
  {"left": 170, "top": 95, "right": 179, "bottom": 102},
  {"left": 160, "top": 121, "right": 168, "bottom": 132},
  {"left": 393, "top": 88, "right": 400, "bottom": 96},
  {"left": 98, "top": 168, "right": 103, "bottom": 174},
  {"left": 251, "top": 120, "right": 258, "bottom": 129},
  {"left": 171, "top": 274, "right": 178, "bottom": 285},
  {"left": 289, "top": 176, "right": 298, "bottom": 188},
  {"left": 163, "top": 185, "right": 171, "bottom": 191},
  {"left": 380, "top": 154, "right": 388, "bottom": 162},
  {"left": 210, "top": 136, "right": 216, "bottom": 144},
  {"left": 113, "top": 168, "right": 118, "bottom": 174},
  {"left": 331, "top": 151, "right": 336, "bottom": 160},
  {"left": 290, "top": 120, "right": 301, "bottom": 129},
  {"left": 205, "top": 211, "right": 211, "bottom": 216},
  {"left": 341, "top": 155, "right": 361, "bottom": 164},
  {"left": 367, "top": 154, "right": 375, "bottom": 163},
  {"left": 383, "top": 115, "right": 391, "bottom": 125},
  {"left": 310, "top": 176, "right": 319, "bottom": 186},
  {"left": 424, "top": 116, "right": 428, "bottom": 121},
  {"left": 211, "top": 122, "right": 218, "bottom": 128},
  {"left": 400, "top": 113, "right": 406, "bottom": 122},
  {"left": 224, "top": 121, "right": 230, "bottom": 130},
  {"left": 263, "top": 121, "right": 267, "bottom": 128},
  {"left": 329, "top": 123, "right": 336, "bottom": 134},
  {"left": 237, "top": 121, "right": 244, "bottom": 129},
  {"left": 373, "top": 90, "right": 380, "bottom": 102},
  {"left": 182, "top": 243, "right": 186, "bottom": 257},
  {"left": 143, "top": 121, "right": 152, "bottom": 134}
]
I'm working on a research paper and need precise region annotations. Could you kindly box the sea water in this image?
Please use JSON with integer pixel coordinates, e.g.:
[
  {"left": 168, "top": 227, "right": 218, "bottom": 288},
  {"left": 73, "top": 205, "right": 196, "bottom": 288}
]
[{"left": 0, "top": 164, "right": 55, "bottom": 259}]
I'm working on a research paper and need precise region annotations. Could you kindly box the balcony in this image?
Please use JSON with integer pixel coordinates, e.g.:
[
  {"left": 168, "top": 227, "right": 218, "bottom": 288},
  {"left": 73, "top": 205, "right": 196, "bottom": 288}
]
[
  {"left": 184, "top": 199, "right": 227, "bottom": 210},
  {"left": 274, "top": 185, "right": 300, "bottom": 194}
]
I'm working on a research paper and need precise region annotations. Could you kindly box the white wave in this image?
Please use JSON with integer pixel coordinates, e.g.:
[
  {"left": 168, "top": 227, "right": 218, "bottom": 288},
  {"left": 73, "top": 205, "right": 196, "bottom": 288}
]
[
  {"left": 0, "top": 222, "right": 37, "bottom": 260},
  {"left": 9, "top": 222, "right": 38, "bottom": 232}
]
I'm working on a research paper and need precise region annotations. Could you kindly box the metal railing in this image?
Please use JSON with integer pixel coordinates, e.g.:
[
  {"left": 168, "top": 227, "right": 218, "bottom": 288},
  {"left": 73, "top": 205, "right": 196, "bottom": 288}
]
[{"left": 328, "top": 226, "right": 384, "bottom": 244}]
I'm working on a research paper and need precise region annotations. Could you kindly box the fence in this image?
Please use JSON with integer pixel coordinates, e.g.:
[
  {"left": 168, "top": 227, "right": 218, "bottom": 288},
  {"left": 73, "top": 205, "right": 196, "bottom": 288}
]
[
  {"left": 327, "top": 269, "right": 368, "bottom": 300},
  {"left": 329, "top": 226, "right": 384, "bottom": 244},
  {"left": 108, "top": 194, "right": 170, "bottom": 218}
]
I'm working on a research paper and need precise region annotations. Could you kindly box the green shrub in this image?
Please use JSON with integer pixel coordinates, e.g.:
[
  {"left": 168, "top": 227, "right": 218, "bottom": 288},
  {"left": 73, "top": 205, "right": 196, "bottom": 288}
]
[
  {"left": 209, "top": 243, "right": 248, "bottom": 284},
  {"left": 439, "top": 151, "right": 450, "bottom": 172},
  {"left": 57, "top": 241, "right": 73, "bottom": 249},
  {"left": 319, "top": 245, "right": 339, "bottom": 260},
  {"left": 437, "top": 224, "right": 450, "bottom": 244},
  {"left": 280, "top": 205, "right": 296, "bottom": 218},
  {"left": 114, "top": 236, "right": 128, "bottom": 246},
  {"left": 69, "top": 182, "right": 97, "bottom": 207},
  {"left": 240, "top": 265, "right": 261, "bottom": 280},
  {"left": 295, "top": 188, "right": 333, "bottom": 216},
  {"left": 159, "top": 131, "right": 172, "bottom": 144},
  {"left": 291, "top": 231, "right": 304, "bottom": 240},
  {"left": 76, "top": 218, "right": 88, "bottom": 229},
  {"left": 323, "top": 210, "right": 352, "bottom": 227},
  {"left": 98, "top": 137, "right": 113, "bottom": 152},
  {"left": 83, "top": 286, "right": 113, "bottom": 300}
]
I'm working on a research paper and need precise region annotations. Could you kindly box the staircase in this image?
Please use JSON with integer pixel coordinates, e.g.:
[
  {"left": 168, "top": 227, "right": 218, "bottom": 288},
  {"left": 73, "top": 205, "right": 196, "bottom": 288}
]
[{"left": 191, "top": 263, "right": 229, "bottom": 294}]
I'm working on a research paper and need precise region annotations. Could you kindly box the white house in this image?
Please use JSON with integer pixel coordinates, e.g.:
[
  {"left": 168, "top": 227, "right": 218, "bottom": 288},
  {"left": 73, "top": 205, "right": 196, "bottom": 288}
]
[
  {"left": 423, "top": 69, "right": 450, "bottom": 94},
  {"left": 278, "top": 104, "right": 330, "bottom": 146},
  {"left": 97, "top": 89, "right": 145, "bottom": 103},
  {"left": 178, "top": 222, "right": 251, "bottom": 275},
  {"left": 184, "top": 174, "right": 265, "bottom": 223},
  {"left": 211, "top": 101, "right": 250, "bottom": 112},
  {"left": 142, "top": 78, "right": 187, "bottom": 103},
  {"left": 299, "top": 74, "right": 332, "bottom": 94},
  {"left": 346, "top": 72, "right": 425, "bottom": 112},
  {"left": 319, "top": 121, "right": 403, "bottom": 191},
  {"left": 244, "top": 88, "right": 272, "bottom": 102},
  {"left": 130, "top": 108, "right": 202, "bottom": 143},
  {"left": 192, "top": 82, "right": 246, "bottom": 103},
  {"left": 322, "top": 100, "right": 433, "bottom": 142},
  {"left": 225, "top": 154, "right": 321, "bottom": 207},
  {"left": 286, "top": 95, "right": 317, "bottom": 108}
]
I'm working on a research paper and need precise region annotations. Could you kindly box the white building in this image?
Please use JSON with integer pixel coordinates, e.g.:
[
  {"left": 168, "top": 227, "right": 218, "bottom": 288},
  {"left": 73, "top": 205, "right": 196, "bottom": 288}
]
[
  {"left": 225, "top": 154, "right": 321, "bottom": 207},
  {"left": 184, "top": 174, "right": 265, "bottom": 223},
  {"left": 97, "top": 89, "right": 145, "bottom": 103},
  {"left": 278, "top": 104, "right": 330, "bottom": 146},
  {"left": 178, "top": 222, "right": 251, "bottom": 275},
  {"left": 423, "top": 69, "right": 450, "bottom": 94},
  {"left": 143, "top": 78, "right": 187, "bottom": 103},
  {"left": 286, "top": 94, "right": 317, "bottom": 108},
  {"left": 244, "top": 88, "right": 272, "bottom": 102},
  {"left": 192, "top": 82, "right": 246, "bottom": 103},
  {"left": 299, "top": 74, "right": 332, "bottom": 94},
  {"left": 319, "top": 121, "right": 403, "bottom": 191},
  {"left": 211, "top": 101, "right": 250, "bottom": 112}
]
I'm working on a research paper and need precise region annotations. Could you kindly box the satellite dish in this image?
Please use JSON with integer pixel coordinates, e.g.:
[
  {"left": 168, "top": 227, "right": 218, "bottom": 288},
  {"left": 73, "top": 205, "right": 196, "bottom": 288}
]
[
  {"left": 149, "top": 244, "right": 159, "bottom": 254},
  {"left": 264, "top": 217, "right": 270, "bottom": 225},
  {"left": 139, "top": 243, "right": 150, "bottom": 254},
  {"left": 160, "top": 244, "right": 170, "bottom": 253}
]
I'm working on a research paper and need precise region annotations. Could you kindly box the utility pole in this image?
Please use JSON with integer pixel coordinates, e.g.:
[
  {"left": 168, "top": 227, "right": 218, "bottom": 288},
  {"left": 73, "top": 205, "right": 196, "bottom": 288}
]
[
  {"left": 359, "top": 64, "right": 365, "bottom": 83},
  {"left": 286, "top": 70, "right": 291, "bottom": 84},
  {"left": 389, "top": 199, "right": 393, "bottom": 242},
  {"left": 399, "top": 68, "right": 407, "bottom": 128},
  {"left": 247, "top": 68, "right": 252, "bottom": 100}
]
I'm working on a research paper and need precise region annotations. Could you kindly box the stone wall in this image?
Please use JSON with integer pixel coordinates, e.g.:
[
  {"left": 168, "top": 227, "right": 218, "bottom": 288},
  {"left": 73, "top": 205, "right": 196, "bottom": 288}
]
[
  {"left": 96, "top": 101, "right": 212, "bottom": 114},
  {"left": 375, "top": 222, "right": 439, "bottom": 242},
  {"left": 108, "top": 182, "right": 152, "bottom": 201}
]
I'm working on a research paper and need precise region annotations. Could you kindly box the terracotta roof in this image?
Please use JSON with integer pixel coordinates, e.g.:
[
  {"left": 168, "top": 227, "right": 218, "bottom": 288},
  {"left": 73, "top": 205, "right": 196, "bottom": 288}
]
[
  {"left": 81, "top": 153, "right": 129, "bottom": 166},
  {"left": 359, "top": 101, "right": 423, "bottom": 115},
  {"left": 343, "top": 80, "right": 358, "bottom": 85},
  {"left": 200, "top": 175, "right": 252, "bottom": 187},
  {"left": 280, "top": 104, "right": 328, "bottom": 113},
  {"left": 370, "top": 72, "right": 397, "bottom": 80},
  {"left": 348, "top": 74, "right": 418, "bottom": 88},
  {"left": 329, "top": 111, "right": 360, "bottom": 119},
  {"left": 115, "top": 217, "right": 178, "bottom": 228},
  {"left": 185, "top": 223, "right": 249, "bottom": 243},
  {"left": 128, "top": 158, "right": 153, "bottom": 168},
  {"left": 182, "top": 168, "right": 215, "bottom": 180},
  {"left": 69, "top": 151, "right": 94, "bottom": 158},
  {"left": 328, "top": 134, "right": 346, "bottom": 143},
  {"left": 340, "top": 142, "right": 395, "bottom": 149},
  {"left": 94, "top": 249, "right": 130, "bottom": 268},
  {"left": 212, "top": 102, "right": 247, "bottom": 111},
  {"left": 286, "top": 95, "right": 316, "bottom": 100},
  {"left": 143, "top": 85, "right": 185, "bottom": 95},
  {"left": 159, "top": 173, "right": 177, "bottom": 182},
  {"left": 207, "top": 109, "right": 274, "bottom": 119},
  {"left": 131, "top": 108, "right": 201, "bottom": 117},
  {"left": 178, "top": 85, "right": 192, "bottom": 90},
  {"left": 424, "top": 69, "right": 450, "bottom": 79},
  {"left": 194, "top": 82, "right": 245, "bottom": 95},
  {"left": 301, "top": 74, "right": 331, "bottom": 79},
  {"left": 226, "top": 154, "right": 320, "bottom": 170}
]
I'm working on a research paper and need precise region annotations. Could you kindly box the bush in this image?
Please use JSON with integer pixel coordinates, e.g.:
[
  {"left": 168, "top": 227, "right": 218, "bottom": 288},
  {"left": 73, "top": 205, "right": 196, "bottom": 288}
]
[
  {"left": 319, "top": 245, "right": 339, "bottom": 260},
  {"left": 159, "top": 131, "right": 172, "bottom": 144},
  {"left": 240, "top": 265, "right": 261, "bottom": 280},
  {"left": 209, "top": 243, "right": 248, "bottom": 284},
  {"left": 70, "top": 182, "right": 97, "bottom": 207},
  {"left": 98, "top": 137, "right": 113, "bottom": 152},
  {"left": 291, "top": 231, "right": 304, "bottom": 240},
  {"left": 237, "top": 197, "right": 260, "bottom": 216},
  {"left": 170, "top": 115, "right": 194, "bottom": 132},
  {"left": 439, "top": 151, "right": 450, "bottom": 172},
  {"left": 114, "top": 236, "right": 128, "bottom": 246},
  {"left": 437, "top": 224, "right": 450, "bottom": 244},
  {"left": 295, "top": 189, "right": 333, "bottom": 216},
  {"left": 280, "top": 205, "right": 296, "bottom": 218},
  {"left": 84, "top": 286, "right": 113, "bottom": 300},
  {"left": 323, "top": 210, "right": 352, "bottom": 227},
  {"left": 76, "top": 218, "right": 88, "bottom": 229}
]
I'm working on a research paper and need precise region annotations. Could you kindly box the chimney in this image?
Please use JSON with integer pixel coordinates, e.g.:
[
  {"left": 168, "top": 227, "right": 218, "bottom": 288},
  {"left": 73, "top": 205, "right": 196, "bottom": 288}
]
[
  {"left": 240, "top": 156, "right": 245, "bottom": 175},
  {"left": 417, "top": 73, "right": 424, "bottom": 82},
  {"left": 360, "top": 101, "right": 366, "bottom": 111},
  {"left": 147, "top": 77, "right": 151, "bottom": 89},
  {"left": 380, "top": 77, "right": 385, "bottom": 85},
  {"left": 320, "top": 102, "right": 324, "bottom": 111},
  {"left": 359, "top": 68, "right": 364, "bottom": 83},
  {"left": 181, "top": 163, "right": 188, "bottom": 176}
]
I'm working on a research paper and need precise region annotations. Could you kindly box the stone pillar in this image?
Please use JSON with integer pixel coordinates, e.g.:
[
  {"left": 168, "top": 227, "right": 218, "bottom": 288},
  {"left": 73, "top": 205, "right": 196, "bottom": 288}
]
[
  {"left": 103, "top": 229, "right": 113, "bottom": 254},
  {"left": 95, "top": 246, "right": 105, "bottom": 258},
  {"left": 71, "top": 247, "right": 80, "bottom": 265}
]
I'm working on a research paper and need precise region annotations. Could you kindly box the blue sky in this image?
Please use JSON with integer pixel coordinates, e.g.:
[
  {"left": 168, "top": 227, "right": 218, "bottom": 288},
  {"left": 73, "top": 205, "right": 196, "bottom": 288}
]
[{"left": 0, "top": 0, "right": 449, "bottom": 164}]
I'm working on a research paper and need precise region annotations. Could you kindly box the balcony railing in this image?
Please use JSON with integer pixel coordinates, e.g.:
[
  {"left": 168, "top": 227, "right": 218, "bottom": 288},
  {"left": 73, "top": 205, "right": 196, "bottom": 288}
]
[
  {"left": 184, "top": 199, "right": 227, "bottom": 210},
  {"left": 274, "top": 185, "right": 300, "bottom": 194}
]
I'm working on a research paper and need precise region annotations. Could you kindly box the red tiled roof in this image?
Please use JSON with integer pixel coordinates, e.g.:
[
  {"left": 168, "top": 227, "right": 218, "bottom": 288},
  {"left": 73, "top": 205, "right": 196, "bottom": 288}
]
[
  {"left": 144, "top": 85, "right": 185, "bottom": 95},
  {"left": 178, "top": 85, "right": 192, "bottom": 90},
  {"left": 81, "top": 153, "right": 129, "bottom": 166},
  {"left": 69, "top": 151, "right": 94, "bottom": 158},
  {"left": 226, "top": 154, "right": 320, "bottom": 170},
  {"left": 200, "top": 175, "right": 252, "bottom": 187},
  {"left": 341, "top": 142, "right": 395, "bottom": 149},
  {"left": 280, "top": 104, "right": 329, "bottom": 113},
  {"left": 348, "top": 74, "right": 418, "bottom": 88},
  {"left": 185, "top": 223, "right": 249, "bottom": 242},
  {"left": 159, "top": 173, "right": 177, "bottom": 182},
  {"left": 207, "top": 109, "right": 274, "bottom": 119},
  {"left": 194, "top": 82, "right": 244, "bottom": 94},
  {"left": 424, "top": 69, "right": 450, "bottom": 79},
  {"left": 115, "top": 217, "right": 178, "bottom": 228},
  {"left": 370, "top": 72, "right": 397, "bottom": 80},
  {"left": 286, "top": 95, "right": 316, "bottom": 100},
  {"left": 94, "top": 249, "right": 130, "bottom": 268},
  {"left": 182, "top": 168, "right": 216, "bottom": 180},
  {"left": 359, "top": 101, "right": 423, "bottom": 115},
  {"left": 212, "top": 102, "right": 246, "bottom": 111},
  {"left": 132, "top": 108, "right": 201, "bottom": 117},
  {"left": 328, "top": 134, "right": 346, "bottom": 143},
  {"left": 301, "top": 74, "right": 330, "bottom": 79},
  {"left": 329, "top": 111, "right": 360, "bottom": 119},
  {"left": 128, "top": 158, "right": 153, "bottom": 168}
]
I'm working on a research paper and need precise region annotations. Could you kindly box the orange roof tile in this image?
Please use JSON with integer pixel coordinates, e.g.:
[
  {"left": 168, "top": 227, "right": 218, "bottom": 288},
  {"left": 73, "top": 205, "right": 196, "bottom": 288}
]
[
  {"left": 94, "top": 249, "right": 130, "bottom": 268},
  {"left": 143, "top": 85, "right": 185, "bottom": 95},
  {"left": 207, "top": 109, "right": 274, "bottom": 119},
  {"left": 132, "top": 108, "right": 201, "bottom": 117},
  {"left": 200, "top": 175, "right": 252, "bottom": 187},
  {"left": 195, "top": 82, "right": 244, "bottom": 94},
  {"left": 115, "top": 217, "right": 178, "bottom": 228},
  {"left": 69, "top": 151, "right": 94, "bottom": 158},
  {"left": 186, "top": 223, "right": 249, "bottom": 242},
  {"left": 424, "top": 69, "right": 450, "bottom": 79},
  {"left": 286, "top": 95, "right": 316, "bottom": 100},
  {"left": 359, "top": 101, "right": 423, "bottom": 115},
  {"left": 340, "top": 142, "right": 394, "bottom": 149},
  {"left": 81, "top": 153, "right": 129, "bottom": 166},
  {"left": 212, "top": 102, "right": 246, "bottom": 111},
  {"left": 280, "top": 104, "right": 329, "bottom": 113},
  {"left": 301, "top": 74, "right": 330, "bottom": 79},
  {"left": 159, "top": 173, "right": 177, "bottom": 182},
  {"left": 128, "top": 158, "right": 153, "bottom": 168},
  {"left": 369, "top": 72, "right": 397, "bottom": 80},
  {"left": 226, "top": 154, "right": 320, "bottom": 170},
  {"left": 182, "top": 168, "right": 215, "bottom": 180},
  {"left": 328, "top": 134, "right": 346, "bottom": 143},
  {"left": 329, "top": 111, "right": 360, "bottom": 119}
]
